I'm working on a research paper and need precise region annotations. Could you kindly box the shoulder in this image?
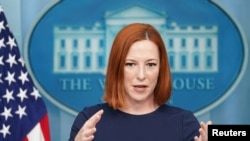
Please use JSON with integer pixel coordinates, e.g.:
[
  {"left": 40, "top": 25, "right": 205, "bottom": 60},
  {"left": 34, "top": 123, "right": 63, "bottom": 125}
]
[
  {"left": 159, "top": 104, "right": 191, "bottom": 113},
  {"left": 80, "top": 103, "right": 110, "bottom": 116},
  {"left": 161, "top": 105, "right": 200, "bottom": 139},
  {"left": 160, "top": 104, "right": 200, "bottom": 133},
  {"left": 159, "top": 104, "right": 198, "bottom": 120}
]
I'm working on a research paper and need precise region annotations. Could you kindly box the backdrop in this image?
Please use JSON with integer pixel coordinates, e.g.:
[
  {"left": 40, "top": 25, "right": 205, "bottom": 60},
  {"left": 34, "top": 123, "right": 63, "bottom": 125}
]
[{"left": 0, "top": 0, "right": 249, "bottom": 140}]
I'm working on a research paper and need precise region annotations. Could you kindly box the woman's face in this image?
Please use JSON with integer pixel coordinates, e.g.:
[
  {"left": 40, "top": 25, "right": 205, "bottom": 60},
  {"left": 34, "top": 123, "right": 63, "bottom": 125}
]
[{"left": 124, "top": 40, "right": 160, "bottom": 105}]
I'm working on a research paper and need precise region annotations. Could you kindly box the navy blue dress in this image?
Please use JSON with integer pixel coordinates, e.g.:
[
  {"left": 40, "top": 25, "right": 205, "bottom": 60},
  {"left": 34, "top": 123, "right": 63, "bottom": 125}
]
[{"left": 69, "top": 103, "right": 200, "bottom": 141}]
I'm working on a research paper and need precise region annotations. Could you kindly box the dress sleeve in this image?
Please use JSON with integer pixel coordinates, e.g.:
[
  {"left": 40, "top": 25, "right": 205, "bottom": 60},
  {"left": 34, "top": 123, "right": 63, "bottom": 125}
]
[
  {"left": 182, "top": 111, "right": 200, "bottom": 141},
  {"left": 68, "top": 108, "right": 91, "bottom": 141}
]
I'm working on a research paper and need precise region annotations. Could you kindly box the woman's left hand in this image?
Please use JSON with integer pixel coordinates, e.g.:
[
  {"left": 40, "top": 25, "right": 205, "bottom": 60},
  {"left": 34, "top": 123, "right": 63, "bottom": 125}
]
[{"left": 194, "top": 121, "right": 212, "bottom": 141}]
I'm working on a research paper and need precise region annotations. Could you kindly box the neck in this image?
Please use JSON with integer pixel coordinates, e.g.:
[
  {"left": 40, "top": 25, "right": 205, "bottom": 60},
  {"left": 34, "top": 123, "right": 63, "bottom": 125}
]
[{"left": 119, "top": 101, "right": 159, "bottom": 115}]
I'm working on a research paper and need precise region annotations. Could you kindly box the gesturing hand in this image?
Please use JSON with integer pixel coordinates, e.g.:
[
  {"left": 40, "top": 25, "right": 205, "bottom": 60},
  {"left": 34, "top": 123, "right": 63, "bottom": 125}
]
[
  {"left": 74, "top": 109, "right": 104, "bottom": 141},
  {"left": 194, "top": 121, "right": 212, "bottom": 141}
]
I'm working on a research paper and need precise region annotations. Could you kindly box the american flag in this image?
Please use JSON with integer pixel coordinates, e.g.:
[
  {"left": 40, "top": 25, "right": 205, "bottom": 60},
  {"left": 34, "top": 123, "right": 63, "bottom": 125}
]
[{"left": 0, "top": 5, "right": 51, "bottom": 141}]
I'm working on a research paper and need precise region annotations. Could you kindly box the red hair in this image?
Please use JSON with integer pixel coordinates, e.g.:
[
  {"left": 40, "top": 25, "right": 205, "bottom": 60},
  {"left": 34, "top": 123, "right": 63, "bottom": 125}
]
[{"left": 103, "top": 23, "right": 172, "bottom": 109}]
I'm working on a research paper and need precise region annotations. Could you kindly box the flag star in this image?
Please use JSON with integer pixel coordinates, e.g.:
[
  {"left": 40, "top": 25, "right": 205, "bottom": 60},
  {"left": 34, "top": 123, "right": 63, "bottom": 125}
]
[
  {"left": 0, "top": 5, "right": 3, "bottom": 13},
  {"left": 6, "top": 53, "right": 17, "bottom": 68},
  {"left": 15, "top": 105, "right": 27, "bottom": 119},
  {"left": 0, "top": 107, "right": 13, "bottom": 121},
  {"left": 31, "top": 87, "right": 41, "bottom": 100},
  {"left": 17, "top": 88, "right": 28, "bottom": 102},
  {"left": 4, "top": 71, "right": 16, "bottom": 85},
  {"left": 6, "top": 36, "right": 16, "bottom": 49},
  {"left": 0, "top": 21, "right": 5, "bottom": 32},
  {"left": 0, "top": 124, "right": 11, "bottom": 138},
  {"left": 0, "top": 56, "right": 4, "bottom": 65},
  {"left": 0, "top": 38, "right": 5, "bottom": 48},
  {"left": 2, "top": 89, "right": 14, "bottom": 103},
  {"left": 18, "top": 57, "right": 25, "bottom": 67},
  {"left": 0, "top": 73, "right": 3, "bottom": 83},
  {"left": 18, "top": 71, "right": 29, "bottom": 84}
]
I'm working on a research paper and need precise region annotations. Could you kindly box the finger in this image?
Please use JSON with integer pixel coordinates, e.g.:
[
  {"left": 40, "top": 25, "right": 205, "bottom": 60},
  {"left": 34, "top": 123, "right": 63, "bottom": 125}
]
[
  {"left": 84, "top": 109, "right": 104, "bottom": 128},
  {"left": 84, "top": 127, "right": 97, "bottom": 138},
  {"left": 205, "top": 120, "right": 212, "bottom": 133},
  {"left": 75, "top": 130, "right": 95, "bottom": 141},
  {"left": 199, "top": 127, "right": 207, "bottom": 141},
  {"left": 200, "top": 122, "right": 207, "bottom": 132},
  {"left": 207, "top": 120, "right": 212, "bottom": 125},
  {"left": 77, "top": 134, "right": 94, "bottom": 141},
  {"left": 194, "top": 135, "right": 199, "bottom": 141},
  {"left": 83, "top": 135, "right": 94, "bottom": 141},
  {"left": 200, "top": 120, "right": 212, "bottom": 134}
]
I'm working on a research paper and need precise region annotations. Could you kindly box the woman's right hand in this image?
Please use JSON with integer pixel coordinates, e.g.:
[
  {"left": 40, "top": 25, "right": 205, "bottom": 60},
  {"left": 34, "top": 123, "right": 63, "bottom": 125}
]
[{"left": 74, "top": 109, "right": 104, "bottom": 141}]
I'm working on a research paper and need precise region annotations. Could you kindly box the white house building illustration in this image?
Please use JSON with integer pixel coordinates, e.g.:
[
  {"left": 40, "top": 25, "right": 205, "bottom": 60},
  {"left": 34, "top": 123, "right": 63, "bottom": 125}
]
[{"left": 53, "top": 4, "right": 218, "bottom": 73}]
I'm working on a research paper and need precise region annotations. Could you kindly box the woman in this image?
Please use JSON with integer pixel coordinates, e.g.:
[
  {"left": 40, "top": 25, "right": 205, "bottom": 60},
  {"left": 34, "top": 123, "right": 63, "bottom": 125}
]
[{"left": 69, "top": 23, "right": 211, "bottom": 141}]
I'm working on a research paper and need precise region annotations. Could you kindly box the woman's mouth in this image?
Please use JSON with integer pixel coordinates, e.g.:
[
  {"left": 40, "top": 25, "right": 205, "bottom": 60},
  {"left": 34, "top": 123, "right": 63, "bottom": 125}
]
[{"left": 133, "top": 85, "right": 147, "bottom": 92}]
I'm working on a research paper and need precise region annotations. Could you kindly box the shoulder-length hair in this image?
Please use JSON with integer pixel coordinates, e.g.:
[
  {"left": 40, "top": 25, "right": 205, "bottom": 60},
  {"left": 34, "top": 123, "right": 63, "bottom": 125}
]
[{"left": 103, "top": 23, "right": 172, "bottom": 109}]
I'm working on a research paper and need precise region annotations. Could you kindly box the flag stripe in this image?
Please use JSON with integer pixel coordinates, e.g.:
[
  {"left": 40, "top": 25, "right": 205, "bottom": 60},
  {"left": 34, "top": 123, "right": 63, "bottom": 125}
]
[
  {"left": 27, "top": 121, "right": 45, "bottom": 141},
  {"left": 40, "top": 114, "right": 51, "bottom": 141},
  {"left": 23, "top": 137, "right": 28, "bottom": 141}
]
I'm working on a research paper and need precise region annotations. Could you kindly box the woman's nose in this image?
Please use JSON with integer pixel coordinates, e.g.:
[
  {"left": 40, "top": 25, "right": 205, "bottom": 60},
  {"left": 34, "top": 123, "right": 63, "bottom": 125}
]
[{"left": 137, "top": 66, "right": 146, "bottom": 80}]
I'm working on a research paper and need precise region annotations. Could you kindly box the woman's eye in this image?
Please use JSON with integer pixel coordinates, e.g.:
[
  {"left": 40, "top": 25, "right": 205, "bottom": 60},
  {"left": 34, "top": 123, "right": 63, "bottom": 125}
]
[
  {"left": 125, "top": 62, "right": 135, "bottom": 66},
  {"left": 147, "top": 63, "right": 157, "bottom": 67}
]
